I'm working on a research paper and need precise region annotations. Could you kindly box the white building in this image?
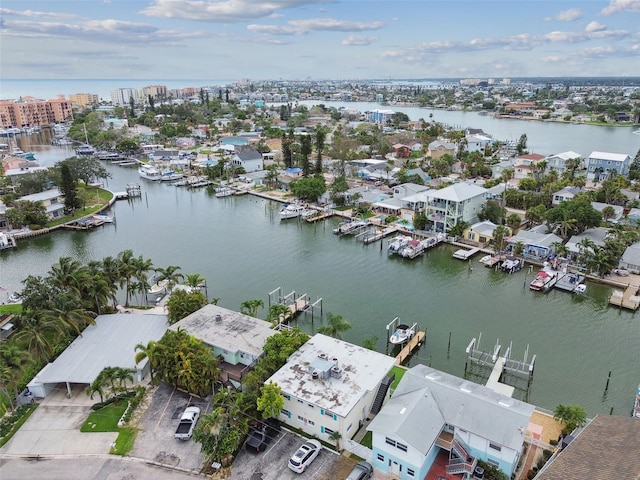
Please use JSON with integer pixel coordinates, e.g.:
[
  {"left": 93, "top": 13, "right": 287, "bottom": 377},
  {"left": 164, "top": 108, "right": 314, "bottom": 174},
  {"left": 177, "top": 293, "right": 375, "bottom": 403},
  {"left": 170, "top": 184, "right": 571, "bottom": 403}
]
[
  {"left": 545, "top": 151, "right": 582, "bottom": 175},
  {"left": 231, "top": 149, "right": 263, "bottom": 173},
  {"left": 110, "top": 88, "right": 140, "bottom": 107},
  {"left": 424, "top": 182, "right": 488, "bottom": 233},
  {"left": 267, "top": 334, "right": 396, "bottom": 447}
]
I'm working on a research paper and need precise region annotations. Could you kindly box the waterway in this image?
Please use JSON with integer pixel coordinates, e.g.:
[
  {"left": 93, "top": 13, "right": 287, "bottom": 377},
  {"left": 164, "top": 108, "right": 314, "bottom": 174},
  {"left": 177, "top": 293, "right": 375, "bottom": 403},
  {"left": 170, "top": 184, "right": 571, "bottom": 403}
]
[{"left": 2, "top": 125, "right": 640, "bottom": 420}]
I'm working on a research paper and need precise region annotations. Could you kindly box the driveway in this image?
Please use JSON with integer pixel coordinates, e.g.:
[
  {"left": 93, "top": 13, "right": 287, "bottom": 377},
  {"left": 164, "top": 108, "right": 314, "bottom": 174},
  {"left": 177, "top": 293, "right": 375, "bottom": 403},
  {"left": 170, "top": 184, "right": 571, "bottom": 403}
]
[
  {"left": 130, "top": 383, "right": 209, "bottom": 473},
  {"left": 0, "top": 384, "right": 117, "bottom": 456}
]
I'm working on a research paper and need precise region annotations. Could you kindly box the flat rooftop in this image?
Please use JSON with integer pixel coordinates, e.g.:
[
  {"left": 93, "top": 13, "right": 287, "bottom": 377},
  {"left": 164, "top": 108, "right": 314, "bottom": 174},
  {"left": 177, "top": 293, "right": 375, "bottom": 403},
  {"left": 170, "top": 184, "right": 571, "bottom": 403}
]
[{"left": 268, "top": 334, "right": 396, "bottom": 417}]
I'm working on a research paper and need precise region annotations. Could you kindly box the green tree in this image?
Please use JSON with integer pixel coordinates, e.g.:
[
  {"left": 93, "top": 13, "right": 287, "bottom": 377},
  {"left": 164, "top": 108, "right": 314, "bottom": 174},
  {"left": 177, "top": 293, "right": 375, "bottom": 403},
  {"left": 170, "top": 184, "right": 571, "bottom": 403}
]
[
  {"left": 257, "top": 381, "right": 284, "bottom": 420},
  {"left": 59, "top": 156, "right": 111, "bottom": 185},
  {"left": 165, "top": 289, "right": 208, "bottom": 324},
  {"left": 479, "top": 200, "right": 505, "bottom": 224},
  {"left": 135, "top": 340, "right": 162, "bottom": 383},
  {"left": 516, "top": 133, "right": 528, "bottom": 155},
  {"left": 553, "top": 404, "right": 587, "bottom": 434},
  {"left": 240, "top": 299, "right": 264, "bottom": 317},
  {"left": 290, "top": 176, "right": 326, "bottom": 202},
  {"left": 317, "top": 312, "right": 351, "bottom": 339},
  {"left": 59, "top": 161, "right": 80, "bottom": 214},
  {"left": 506, "top": 213, "right": 522, "bottom": 232},
  {"left": 492, "top": 225, "right": 510, "bottom": 254},
  {"left": 154, "top": 265, "right": 184, "bottom": 291},
  {"left": 266, "top": 304, "right": 291, "bottom": 326}
]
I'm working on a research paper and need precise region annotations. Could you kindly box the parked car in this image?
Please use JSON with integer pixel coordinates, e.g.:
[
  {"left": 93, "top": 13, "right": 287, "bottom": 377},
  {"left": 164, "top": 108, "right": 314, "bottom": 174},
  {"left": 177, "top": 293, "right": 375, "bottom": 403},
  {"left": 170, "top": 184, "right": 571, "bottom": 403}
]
[
  {"left": 346, "top": 461, "right": 374, "bottom": 480},
  {"left": 174, "top": 406, "right": 200, "bottom": 440},
  {"left": 245, "top": 418, "right": 281, "bottom": 453},
  {"left": 288, "top": 439, "right": 322, "bottom": 473}
]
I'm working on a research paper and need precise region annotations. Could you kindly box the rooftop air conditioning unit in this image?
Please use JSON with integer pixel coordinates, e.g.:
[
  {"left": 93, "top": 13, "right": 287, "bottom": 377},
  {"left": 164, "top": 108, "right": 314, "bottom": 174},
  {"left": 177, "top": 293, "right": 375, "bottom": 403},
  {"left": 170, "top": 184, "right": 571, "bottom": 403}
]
[
  {"left": 311, "top": 371, "right": 320, "bottom": 380},
  {"left": 215, "top": 314, "right": 222, "bottom": 323},
  {"left": 330, "top": 366, "right": 342, "bottom": 379}
]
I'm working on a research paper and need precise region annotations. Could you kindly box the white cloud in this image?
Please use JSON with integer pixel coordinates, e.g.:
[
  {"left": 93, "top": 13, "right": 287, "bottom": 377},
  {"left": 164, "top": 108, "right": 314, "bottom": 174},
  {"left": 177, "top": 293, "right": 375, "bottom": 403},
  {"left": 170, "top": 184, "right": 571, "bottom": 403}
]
[
  {"left": 601, "top": 0, "right": 640, "bottom": 15},
  {"left": 341, "top": 35, "right": 377, "bottom": 46},
  {"left": 246, "top": 24, "right": 301, "bottom": 35},
  {"left": 288, "top": 18, "right": 383, "bottom": 32},
  {"left": 585, "top": 21, "right": 606, "bottom": 32},
  {"left": 140, "top": 0, "right": 330, "bottom": 23},
  {"left": 0, "top": 7, "right": 76, "bottom": 19},
  {"left": 543, "top": 44, "right": 640, "bottom": 62},
  {"left": 544, "top": 8, "right": 582, "bottom": 21}
]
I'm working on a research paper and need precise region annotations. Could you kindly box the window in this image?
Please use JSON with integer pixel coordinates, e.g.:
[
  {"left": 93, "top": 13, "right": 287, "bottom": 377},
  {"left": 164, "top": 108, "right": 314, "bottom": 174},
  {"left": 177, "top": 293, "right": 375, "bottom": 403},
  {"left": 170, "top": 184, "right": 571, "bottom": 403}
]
[
  {"left": 308, "top": 420, "right": 314, "bottom": 426},
  {"left": 282, "top": 394, "right": 290, "bottom": 400},
  {"left": 407, "top": 468, "right": 415, "bottom": 477},
  {"left": 489, "top": 442, "right": 502, "bottom": 452},
  {"left": 397, "top": 442, "right": 408, "bottom": 452},
  {"left": 385, "top": 437, "right": 396, "bottom": 447},
  {"left": 347, "top": 423, "right": 353, "bottom": 432},
  {"left": 281, "top": 409, "right": 291, "bottom": 418},
  {"left": 297, "top": 399, "right": 303, "bottom": 403},
  {"left": 308, "top": 404, "right": 314, "bottom": 408},
  {"left": 487, "top": 459, "right": 500, "bottom": 468},
  {"left": 297, "top": 415, "right": 304, "bottom": 422},
  {"left": 324, "top": 409, "right": 334, "bottom": 417},
  {"left": 323, "top": 427, "right": 335, "bottom": 435},
  {"left": 377, "top": 454, "right": 385, "bottom": 462}
]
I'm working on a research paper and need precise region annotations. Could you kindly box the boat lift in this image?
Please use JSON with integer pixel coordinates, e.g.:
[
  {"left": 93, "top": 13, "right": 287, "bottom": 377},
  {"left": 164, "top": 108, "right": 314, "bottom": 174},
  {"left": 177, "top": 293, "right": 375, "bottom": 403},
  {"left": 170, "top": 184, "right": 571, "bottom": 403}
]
[
  {"left": 268, "top": 287, "right": 323, "bottom": 321},
  {"left": 464, "top": 333, "right": 536, "bottom": 401}
]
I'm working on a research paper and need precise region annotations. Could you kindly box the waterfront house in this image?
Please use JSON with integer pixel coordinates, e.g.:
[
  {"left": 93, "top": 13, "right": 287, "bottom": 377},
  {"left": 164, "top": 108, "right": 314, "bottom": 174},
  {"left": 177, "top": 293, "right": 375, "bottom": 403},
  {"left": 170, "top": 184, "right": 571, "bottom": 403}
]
[
  {"left": 231, "top": 149, "right": 263, "bottom": 173},
  {"left": 424, "top": 182, "right": 488, "bottom": 233},
  {"left": 565, "top": 227, "right": 609, "bottom": 261},
  {"left": 545, "top": 151, "right": 582, "bottom": 175},
  {"left": 507, "top": 227, "right": 562, "bottom": 261},
  {"left": 392, "top": 144, "right": 411, "bottom": 158},
  {"left": 367, "top": 365, "right": 534, "bottom": 480},
  {"left": 551, "top": 186, "right": 584, "bottom": 206},
  {"left": 535, "top": 416, "right": 640, "bottom": 480},
  {"left": 17, "top": 188, "right": 65, "bottom": 220},
  {"left": 585, "top": 151, "right": 631, "bottom": 181},
  {"left": 170, "top": 304, "right": 277, "bottom": 386},
  {"left": 465, "top": 133, "right": 494, "bottom": 153},
  {"left": 267, "top": 334, "right": 396, "bottom": 447},
  {"left": 490, "top": 159, "right": 516, "bottom": 180},
  {"left": 463, "top": 220, "right": 505, "bottom": 247},
  {"left": 427, "top": 140, "right": 456, "bottom": 159},
  {"left": 618, "top": 241, "right": 640, "bottom": 274}
]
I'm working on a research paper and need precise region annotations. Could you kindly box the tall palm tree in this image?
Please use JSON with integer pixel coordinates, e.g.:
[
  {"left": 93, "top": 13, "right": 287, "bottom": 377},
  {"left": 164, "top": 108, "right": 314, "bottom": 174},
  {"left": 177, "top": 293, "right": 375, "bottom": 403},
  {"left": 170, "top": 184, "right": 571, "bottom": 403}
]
[
  {"left": 49, "top": 257, "right": 85, "bottom": 296},
  {"left": 155, "top": 265, "right": 184, "bottom": 291},
  {"left": 42, "top": 306, "right": 97, "bottom": 337},
  {"left": 135, "top": 340, "right": 160, "bottom": 383},
  {"left": 13, "top": 312, "right": 66, "bottom": 362},
  {"left": 117, "top": 250, "right": 137, "bottom": 307},
  {"left": 240, "top": 299, "right": 264, "bottom": 317},
  {"left": 184, "top": 273, "right": 206, "bottom": 288},
  {"left": 317, "top": 312, "right": 351, "bottom": 339}
]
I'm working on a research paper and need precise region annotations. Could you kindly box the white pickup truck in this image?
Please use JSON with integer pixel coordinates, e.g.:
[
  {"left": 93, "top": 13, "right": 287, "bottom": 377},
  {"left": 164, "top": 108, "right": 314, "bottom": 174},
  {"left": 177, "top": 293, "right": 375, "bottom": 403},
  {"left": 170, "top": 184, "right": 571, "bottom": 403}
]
[{"left": 174, "top": 406, "right": 201, "bottom": 440}]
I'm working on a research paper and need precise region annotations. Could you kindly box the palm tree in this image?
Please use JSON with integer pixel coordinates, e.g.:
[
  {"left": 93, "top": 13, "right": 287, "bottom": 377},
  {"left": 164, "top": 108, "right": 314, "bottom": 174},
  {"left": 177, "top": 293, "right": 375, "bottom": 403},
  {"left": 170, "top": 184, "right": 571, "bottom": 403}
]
[
  {"left": 13, "top": 312, "right": 66, "bottom": 362},
  {"left": 114, "top": 367, "right": 134, "bottom": 393},
  {"left": 135, "top": 340, "right": 160, "bottom": 383},
  {"left": 49, "top": 257, "right": 85, "bottom": 296},
  {"left": 155, "top": 265, "right": 184, "bottom": 291},
  {"left": 492, "top": 225, "right": 510, "bottom": 254},
  {"left": 86, "top": 378, "right": 106, "bottom": 403},
  {"left": 117, "top": 250, "right": 138, "bottom": 307},
  {"left": 317, "top": 313, "right": 351, "bottom": 339},
  {"left": 42, "top": 306, "right": 97, "bottom": 337},
  {"left": 240, "top": 299, "right": 264, "bottom": 317},
  {"left": 185, "top": 273, "right": 206, "bottom": 288},
  {"left": 551, "top": 241, "right": 569, "bottom": 260}
]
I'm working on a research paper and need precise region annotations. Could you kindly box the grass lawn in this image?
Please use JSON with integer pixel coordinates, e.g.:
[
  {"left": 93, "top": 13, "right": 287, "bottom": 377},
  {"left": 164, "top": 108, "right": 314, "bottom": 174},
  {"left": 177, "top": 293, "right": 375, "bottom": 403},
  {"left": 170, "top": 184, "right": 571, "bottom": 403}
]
[
  {"left": 360, "top": 430, "right": 372, "bottom": 449},
  {"left": 81, "top": 401, "right": 137, "bottom": 456},
  {"left": 390, "top": 365, "right": 407, "bottom": 392},
  {"left": 0, "top": 304, "right": 22, "bottom": 315}
]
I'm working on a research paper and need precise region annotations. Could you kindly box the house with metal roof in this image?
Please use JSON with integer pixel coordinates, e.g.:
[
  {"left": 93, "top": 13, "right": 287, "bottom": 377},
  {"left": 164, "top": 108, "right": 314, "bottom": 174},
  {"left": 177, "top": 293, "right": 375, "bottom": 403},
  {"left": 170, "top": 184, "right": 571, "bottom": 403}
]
[
  {"left": 565, "top": 227, "right": 610, "bottom": 260},
  {"left": 231, "top": 149, "right": 263, "bottom": 173},
  {"left": 18, "top": 188, "right": 65, "bottom": 220},
  {"left": 463, "top": 220, "right": 504, "bottom": 247},
  {"left": 27, "top": 313, "right": 168, "bottom": 398},
  {"left": 170, "top": 304, "right": 277, "bottom": 385},
  {"left": 551, "top": 186, "right": 584, "bottom": 206},
  {"left": 267, "top": 334, "right": 396, "bottom": 448},
  {"left": 507, "top": 229, "right": 562, "bottom": 262},
  {"left": 424, "top": 182, "right": 488, "bottom": 233},
  {"left": 618, "top": 241, "right": 640, "bottom": 274},
  {"left": 585, "top": 151, "right": 631, "bottom": 180},
  {"left": 545, "top": 151, "right": 582, "bottom": 175},
  {"left": 367, "top": 365, "right": 534, "bottom": 480}
]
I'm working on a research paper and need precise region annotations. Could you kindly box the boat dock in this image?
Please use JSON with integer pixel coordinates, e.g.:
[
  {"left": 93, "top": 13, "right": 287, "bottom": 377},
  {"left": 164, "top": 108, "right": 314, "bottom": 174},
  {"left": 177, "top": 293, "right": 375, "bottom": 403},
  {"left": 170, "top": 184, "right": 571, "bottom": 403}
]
[
  {"left": 360, "top": 226, "right": 397, "bottom": 244},
  {"left": 452, "top": 247, "right": 480, "bottom": 261},
  {"left": 609, "top": 285, "right": 640, "bottom": 310},
  {"left": 268, "top": 287, "right": 323, "bottom": 323},
  {"left": 305, "top": 210, "right": 334, "bottom": 223},
  {"left": 395, "top": 330, "right": 426, "bottom": 365},
  {"left": 482, "top": 255, "right": 501, "bottom": 268},
  {"left": 554, "top": 272, "right": 585, "bottom": 292}
]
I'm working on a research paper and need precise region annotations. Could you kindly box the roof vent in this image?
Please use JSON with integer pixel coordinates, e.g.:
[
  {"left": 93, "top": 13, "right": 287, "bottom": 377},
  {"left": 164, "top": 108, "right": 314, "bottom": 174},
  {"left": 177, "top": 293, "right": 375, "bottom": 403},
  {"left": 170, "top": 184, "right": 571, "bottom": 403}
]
[
  {"left": 312, "top": 371, "right": 320, "bottom": 380},
  {"left": 330, "top": 366, "right": 342, "bottom": 379},
  {"left": 331, "top": 357, "right": 339, "bottom": 366},
  {"left": 215, "top": 314, "right": 223, "bottom": 323},
  {"left": 318, "top": 353, "right": 328, "bottom": 360}
]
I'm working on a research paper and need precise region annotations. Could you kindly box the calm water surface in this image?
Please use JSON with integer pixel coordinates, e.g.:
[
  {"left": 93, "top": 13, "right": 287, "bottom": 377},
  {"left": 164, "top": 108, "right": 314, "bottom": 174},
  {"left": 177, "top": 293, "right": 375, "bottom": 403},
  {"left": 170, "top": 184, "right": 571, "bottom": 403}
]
[{"left": 2, "top": 138, "right": 640, "bottom": 419}]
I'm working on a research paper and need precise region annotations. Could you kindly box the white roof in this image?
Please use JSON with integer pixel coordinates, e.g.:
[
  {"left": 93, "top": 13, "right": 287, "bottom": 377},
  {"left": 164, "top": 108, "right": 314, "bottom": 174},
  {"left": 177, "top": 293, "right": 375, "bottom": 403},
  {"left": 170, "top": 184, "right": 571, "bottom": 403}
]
[
  {"left": 19, "top": 188, "right": 62, "bottom": 202},
  {"left": 588, "top": 151, "right": 630, "bottom": 162},
  {"left": 268, "top": 334, "right": 396, "bottom": 418},
  {"left": 28, "top": 313, "right": 167, "bottom": 386},
  {"left": 169, "top": 304, "right": 276, "bottom": 357},
  {"left": 548, "top": 151, "right": 582, "bottom": 160},
  {"left": 426, "top": 182, "right": 487, "bottom": 202}
]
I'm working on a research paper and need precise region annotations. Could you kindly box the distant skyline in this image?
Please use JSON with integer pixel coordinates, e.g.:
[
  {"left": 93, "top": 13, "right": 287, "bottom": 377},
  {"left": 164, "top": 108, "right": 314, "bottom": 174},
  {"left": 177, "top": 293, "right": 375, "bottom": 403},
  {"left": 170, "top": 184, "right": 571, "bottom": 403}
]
[{"left": 1, "top": 1, "right": 640, "bottom": 82}]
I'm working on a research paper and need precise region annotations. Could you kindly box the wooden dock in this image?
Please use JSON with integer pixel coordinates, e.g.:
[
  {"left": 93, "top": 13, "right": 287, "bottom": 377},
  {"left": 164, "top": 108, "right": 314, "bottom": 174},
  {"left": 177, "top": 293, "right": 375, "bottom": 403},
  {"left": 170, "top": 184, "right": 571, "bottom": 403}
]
[
  {"left": 395, "top": 330, "right": 426, "bottom": 365},
  {"left": 609, "top": 285, "right": 640, "bottom": 310},
  {"left": 306, "top": 210, "right": 334, "bottom": 223},
  {"left": 452, "top": 247, "right": 480, "bottom": 260},
  {"left": 288, "top": 297, "right": 310, "bottom": 314}
]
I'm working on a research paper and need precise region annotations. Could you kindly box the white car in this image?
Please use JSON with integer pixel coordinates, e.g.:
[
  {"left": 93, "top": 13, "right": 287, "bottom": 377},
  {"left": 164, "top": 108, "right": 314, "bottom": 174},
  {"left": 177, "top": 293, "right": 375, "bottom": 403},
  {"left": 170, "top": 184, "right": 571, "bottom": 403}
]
[{"left": 288, "top": 439, "right": 322, "bottom": 473}]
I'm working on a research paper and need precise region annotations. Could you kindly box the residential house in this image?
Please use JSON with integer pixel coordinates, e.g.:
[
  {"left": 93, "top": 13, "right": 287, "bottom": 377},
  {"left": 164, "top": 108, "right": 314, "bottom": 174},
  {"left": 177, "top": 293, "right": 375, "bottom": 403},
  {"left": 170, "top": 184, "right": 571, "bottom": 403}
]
[
  {"left": 465, "top": 134, "right": 494, "bottom": 153},
  {"left": 427, "top": 140, "right": 456, "bottom": 159},
  {"left": 618, "top": 241, "right": 640, "bottom": 274},
  {"left": 591, "top": 202, "right": 624, "bottom": 223},
  {"left": 507, "top": 228, "right": 562, "bottom": 261},
  {"left": 17, "top": 188, "right": 65, "bottom": 220},
  {"left": 267, "top": 334, "right": 396, "bottom": 447},
  {"left": 392, "top": 144, "right": 411, "bottom": 158},
  {"left": 170, "top": 304, "right": 277, "bottom": 385},
  {"left": 368, "top": 365, "right": 534, "bottom": 480},
  {"left": 551, "top": 186, "right": 584, "bottom": 206},
  {"left": 585, "top": 151, "right": 631, "bottom": 180},
  {"left": 535, "top": 416, "right": 640, "bottom": 480},
  {"left": 231, "top": 149, "right": 263, "bottom": 173},
  {"left": 424, "top": 182, "right": 488, "bottom": 233},
  {"left": 463, "top": 220, "right": 503, "bottom": 247},
  {"left": 408, "top": 142, "right": 423, "bottom": 153},
  {"left": 513, "top": 154, "right": 546, "bottom": 181},
  {"left": 565, "top": 227, "right": 610, "bottom": 260},
  {"left": 545, "top": 151, "right": 582, "bottom": 175},
  {"left": 490, "top": 159, "right": 515, "bottom": 180}
]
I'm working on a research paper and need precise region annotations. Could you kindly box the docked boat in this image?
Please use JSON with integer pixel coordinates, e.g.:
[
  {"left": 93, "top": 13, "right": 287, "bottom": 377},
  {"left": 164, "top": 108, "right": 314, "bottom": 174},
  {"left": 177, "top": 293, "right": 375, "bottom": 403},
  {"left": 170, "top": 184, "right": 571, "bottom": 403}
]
[
  {"left": 333, "top": 219, "right": 369, "bottom": 235},
  {"left": 138, "top": 164, "right": 162, "bottom": 181},
  {"left": 389, "top": 324, "right": 415, "bottom": 345},
  {"left": 159, "top": 170, "right": 183, "bottom": 182},
  {"left": 148, "top": 279, "right": 169, "bottom": 296},
  {"left": 7, "top": 292, "right": 22, "bottom": 304},
  {"left": 400, "top": 239, "right": 427, "bottom": 259},
  {"left": 92, "top": 212, "right": 114, "bottom": 223},
  {"left": 574, "top": 284, "right": 587, "bottom": 294},
  {"left": 279, "top": 203, "right": 307, "bottom": 220},
  {"left": 76, "top": 144, "right": 95, "bottom": 156},
  {"left": 388, "top": 234, "right": 412, "bottom": 254},
  {"left": 554, "top": 272, "right": 585, "bottom": 292},
  {"left": 530, "top": 270, "right": 558, "bottom": 292},
  {"left": 633, "top": 384, "right": 640, "bottom": 418},
  {"left": 0, "top": 232, "right": 16, "bottom": 250},
  {"left": 215, "top": 187, "right": 235, "bottom": 198},
  {"left": 501, "top": 255, "right": 523, "bottom": 273}
]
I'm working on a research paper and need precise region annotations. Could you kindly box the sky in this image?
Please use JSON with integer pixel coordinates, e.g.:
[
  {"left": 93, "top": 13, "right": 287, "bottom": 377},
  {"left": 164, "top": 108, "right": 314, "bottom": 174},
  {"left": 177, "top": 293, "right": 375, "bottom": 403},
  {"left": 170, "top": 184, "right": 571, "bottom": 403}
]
[{"left": 1, "top": 0, "right": 640, "bottom": 81}]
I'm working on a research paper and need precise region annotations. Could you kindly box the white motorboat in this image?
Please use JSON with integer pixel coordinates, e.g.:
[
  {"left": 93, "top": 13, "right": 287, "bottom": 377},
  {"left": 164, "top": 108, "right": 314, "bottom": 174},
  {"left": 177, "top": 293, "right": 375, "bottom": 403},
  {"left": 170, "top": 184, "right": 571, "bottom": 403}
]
[
  {"left": 160, "top": 170, "right": 183, "bottom": 182},
  {"left": 215, "top": 187, "right": 234, "bottom": 198},
  {"left": 148, "top": 279, "right": 169, "bottom": 296},
  {"left": 279, "top": 203, "right": 307, "bottom": 220},
  {"left": 92, "top": 212, "right": 114, "bottom": 223},
  {"left": 529, "top": 270, "right": 557, "bottom": 292},
  {"left": 7, "top": 292, "right": 22, "bottom": 304},
  {"left": 138, "top": 164, "right": 162, "bottom": 181},
  {"left": 76, "top": 144, "right": 95, "bottom": 156},
  {"left": 574, "top": 284, "right": 587, "bottom": 294},
  {"left": 389, "top": 324, "right": 415, "bottom": 345},
  {"left": 388, "top": 234, "right": 412, "bottom": 254}
]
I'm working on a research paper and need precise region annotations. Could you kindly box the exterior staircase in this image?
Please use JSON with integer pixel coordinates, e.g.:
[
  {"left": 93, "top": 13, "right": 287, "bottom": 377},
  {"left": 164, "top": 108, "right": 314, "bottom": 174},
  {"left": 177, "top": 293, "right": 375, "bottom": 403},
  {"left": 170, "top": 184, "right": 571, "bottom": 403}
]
[
  {"left": 446, "top": 438, "right": 477, "bottom": 475},
  {"left": 370, "top": 373, "right": 394, "bottom": 414}
]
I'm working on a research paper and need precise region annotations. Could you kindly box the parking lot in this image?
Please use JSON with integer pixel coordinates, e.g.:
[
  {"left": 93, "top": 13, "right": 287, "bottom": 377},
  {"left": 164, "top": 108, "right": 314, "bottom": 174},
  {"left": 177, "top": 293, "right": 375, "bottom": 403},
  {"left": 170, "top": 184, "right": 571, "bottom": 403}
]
[
  {"left": 229, "top": 429, "right": 355, "bottom": 480},
  {"left": 130, "top": 383, "right": 209, "bottom": 472}
]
